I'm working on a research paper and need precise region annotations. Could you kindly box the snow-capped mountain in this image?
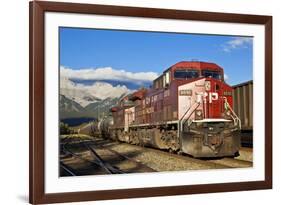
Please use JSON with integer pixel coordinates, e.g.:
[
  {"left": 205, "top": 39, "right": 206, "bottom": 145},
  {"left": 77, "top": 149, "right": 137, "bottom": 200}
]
[
  {"left": 59, "top": 94, "right": 121, "bottom": 119},
  {"left": 84, "top": 97, "right": 120, "bottom": 119},
  {"left": 60, "top": 77, "right": 132, "bottom": 119},
  {"left": 59, "top": 66, "right": 156, "bottom": 121},
  {"left": 60, "top": 77, "right": 131, "bottom": 107},
  {"left": 85, "top": 81, "right": 131, "bottom": 100},
  {"left": 59, "top": 94, "right": 86, "bottom": 118}
]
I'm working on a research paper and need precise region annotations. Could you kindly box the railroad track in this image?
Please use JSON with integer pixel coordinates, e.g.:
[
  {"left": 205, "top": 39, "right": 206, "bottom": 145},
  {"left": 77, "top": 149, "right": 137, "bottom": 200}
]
[
  {"left": 60, "top": 137, "right": 156, "bottom": 176},
  {"left": 106, "top": 140, "right": 253, "bottom": 170},
  {"left": 87, "top": 142, "right": 156, "bottom": 173},
  {"left": 60, "top": 161, "right": 77, "bottom": 176},
  {"left": 60, "top": 135, "right": 252, "bottom": 176},
  {"left": 86, "top": 137, "right": 253, "bottom": 170},
  {"left": 62, "top": 142, "right": 125, "bottom": 175}
]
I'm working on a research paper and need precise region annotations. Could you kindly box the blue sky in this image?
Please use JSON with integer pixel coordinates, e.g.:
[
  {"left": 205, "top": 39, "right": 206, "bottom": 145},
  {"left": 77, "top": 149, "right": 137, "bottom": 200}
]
[{"left": 60, "top": 27, "right": 253, "bottom": 86}]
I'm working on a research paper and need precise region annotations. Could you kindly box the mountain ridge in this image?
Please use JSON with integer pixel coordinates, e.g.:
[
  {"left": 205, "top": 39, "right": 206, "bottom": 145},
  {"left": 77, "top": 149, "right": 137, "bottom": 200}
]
[
  {"left": 60, "top": 77, "right": 131, "bottom": 107},
  {"left": 60, "top": 76, "right": 137, "bottom": 120}
]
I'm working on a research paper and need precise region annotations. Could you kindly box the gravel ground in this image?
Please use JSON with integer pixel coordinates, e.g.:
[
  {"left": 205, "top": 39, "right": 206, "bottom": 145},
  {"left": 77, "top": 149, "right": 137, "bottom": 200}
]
[
  {"left": 104, "top": 142, "right": 229, "bottom": 171},
  {"left": 235, "top": 147, "right": 253, "bottom": 162},
  {"left": 207, "top": 158, "right": 252, "bottom": 168}
]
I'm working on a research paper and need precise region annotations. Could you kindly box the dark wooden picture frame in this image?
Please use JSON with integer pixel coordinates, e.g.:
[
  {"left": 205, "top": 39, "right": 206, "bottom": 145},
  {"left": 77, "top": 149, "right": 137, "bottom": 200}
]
[{"left": 29, "top": 1, "right": 272, "bottom": 204}]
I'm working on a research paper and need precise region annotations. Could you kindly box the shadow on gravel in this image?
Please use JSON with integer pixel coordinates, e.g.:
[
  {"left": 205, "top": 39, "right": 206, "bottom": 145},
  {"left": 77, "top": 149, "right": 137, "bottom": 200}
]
[{"left": 59, "top": 139, "right": 151, "bottom": 176}]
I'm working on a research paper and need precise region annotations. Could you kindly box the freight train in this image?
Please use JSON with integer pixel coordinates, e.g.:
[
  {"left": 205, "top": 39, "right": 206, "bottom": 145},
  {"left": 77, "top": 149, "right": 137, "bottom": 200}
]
[
  {"left": 232, "top": 80, "right": 253, "bottom": 147},
  {"left": 85, "top": 61, "right": 241, "bottom": 157}
]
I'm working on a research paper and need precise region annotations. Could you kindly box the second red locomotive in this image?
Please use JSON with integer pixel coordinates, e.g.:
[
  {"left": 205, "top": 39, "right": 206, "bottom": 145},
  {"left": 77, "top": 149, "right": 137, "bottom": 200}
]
[{"left": 97, "top": 61, "right": 241, "bottom": 157}]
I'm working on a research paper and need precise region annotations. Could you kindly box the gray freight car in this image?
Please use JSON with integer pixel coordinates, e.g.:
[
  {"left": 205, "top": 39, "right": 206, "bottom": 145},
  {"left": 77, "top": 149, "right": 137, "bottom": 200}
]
[{"left": 232, "top": 80, "right": 253, "bottom": 147}]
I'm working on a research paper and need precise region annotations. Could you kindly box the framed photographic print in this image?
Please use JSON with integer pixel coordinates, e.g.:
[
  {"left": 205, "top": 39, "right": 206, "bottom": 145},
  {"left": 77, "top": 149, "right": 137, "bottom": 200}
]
[{"left": 29, "top": 1, "right": 272, "bottom": 204}]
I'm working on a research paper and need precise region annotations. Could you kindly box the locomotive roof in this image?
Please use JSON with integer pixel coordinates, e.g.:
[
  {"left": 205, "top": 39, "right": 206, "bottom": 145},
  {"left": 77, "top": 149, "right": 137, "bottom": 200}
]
[
  {"left": 129, "top": 88, "right": 147, "bottom": 101},
  {"left": 163, "top": 61, "right": 223, "bottom": 73}
]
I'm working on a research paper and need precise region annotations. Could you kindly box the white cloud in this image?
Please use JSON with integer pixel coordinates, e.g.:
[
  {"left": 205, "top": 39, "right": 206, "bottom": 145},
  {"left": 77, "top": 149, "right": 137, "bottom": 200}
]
[
  {"left": 222, "top": 37, "right": 252, "bottom": 52},
  {"left": 60, "top": 66, "right": 159, "bottom": 83}
]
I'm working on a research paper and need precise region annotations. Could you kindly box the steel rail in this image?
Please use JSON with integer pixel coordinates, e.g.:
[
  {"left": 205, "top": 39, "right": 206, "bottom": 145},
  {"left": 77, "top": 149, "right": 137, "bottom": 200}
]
[
  {"left": 63, "top": 143, "right": 121, "bottom": 174},
  {"left": 83, "top": 142, "right": 125, "bottom": 174},
  {"left": 60, "top": 161, "right": 77, "bottom": 176},
  {"left": 89, "top": 142, "right": 157, "bottom": 172}
]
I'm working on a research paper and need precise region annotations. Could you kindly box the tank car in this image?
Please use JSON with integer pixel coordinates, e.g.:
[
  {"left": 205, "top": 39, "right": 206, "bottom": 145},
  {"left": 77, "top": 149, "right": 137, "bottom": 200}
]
[{"left": 102, "top": 61, "right": 241, "bottom": 158}]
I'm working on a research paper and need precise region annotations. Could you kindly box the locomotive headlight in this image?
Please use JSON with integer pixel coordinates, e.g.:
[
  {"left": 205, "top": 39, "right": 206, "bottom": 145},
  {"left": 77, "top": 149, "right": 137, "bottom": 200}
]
[
  {"left": 205, "top": 81, "right": 211, "bottom": 91},
  {"left": 195, "top": 109, "right": 203, "bottom": 120}
]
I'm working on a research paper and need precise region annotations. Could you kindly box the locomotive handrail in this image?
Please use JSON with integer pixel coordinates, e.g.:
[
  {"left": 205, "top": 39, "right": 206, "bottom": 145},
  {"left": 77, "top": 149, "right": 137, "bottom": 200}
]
[
  {"left": 179, "top": 104, "right": 193, "bottom": 122},
  {"left": 182, "top": 102, "right": 201, "bottom": 127},
  {"left": 179, "top": 101, "right": 200, "bottom": 133},
  {"left": 178, "top": 101, "right": 200, "bottom": 152},
  {"left": 223, "top": 97, "right": 241, "bottom": 129}
]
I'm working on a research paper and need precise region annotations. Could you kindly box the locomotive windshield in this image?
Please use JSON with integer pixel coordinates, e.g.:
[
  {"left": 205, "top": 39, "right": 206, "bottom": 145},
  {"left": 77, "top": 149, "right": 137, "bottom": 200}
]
[
  {"left": 202, "top": 70, "right": 222, "bottom": 80},
  {"left": 174, "top": 70, "right": 199, "bottom": 79}
]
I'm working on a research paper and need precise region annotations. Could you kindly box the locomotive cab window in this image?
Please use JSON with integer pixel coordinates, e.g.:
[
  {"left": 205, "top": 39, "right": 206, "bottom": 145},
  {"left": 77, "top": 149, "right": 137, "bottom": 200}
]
[
  {"left": 174, "top": 70, "right": 199, "bottom": 79},
  {"left": 202, "top": 70, "right": 222, "bottom": 80}
]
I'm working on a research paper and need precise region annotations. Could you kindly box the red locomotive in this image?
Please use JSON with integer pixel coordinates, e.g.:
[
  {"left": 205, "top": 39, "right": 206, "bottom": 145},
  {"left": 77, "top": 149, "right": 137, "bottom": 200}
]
[{"left": 99, "top": 61, "right": 241, "bottom": 157}]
